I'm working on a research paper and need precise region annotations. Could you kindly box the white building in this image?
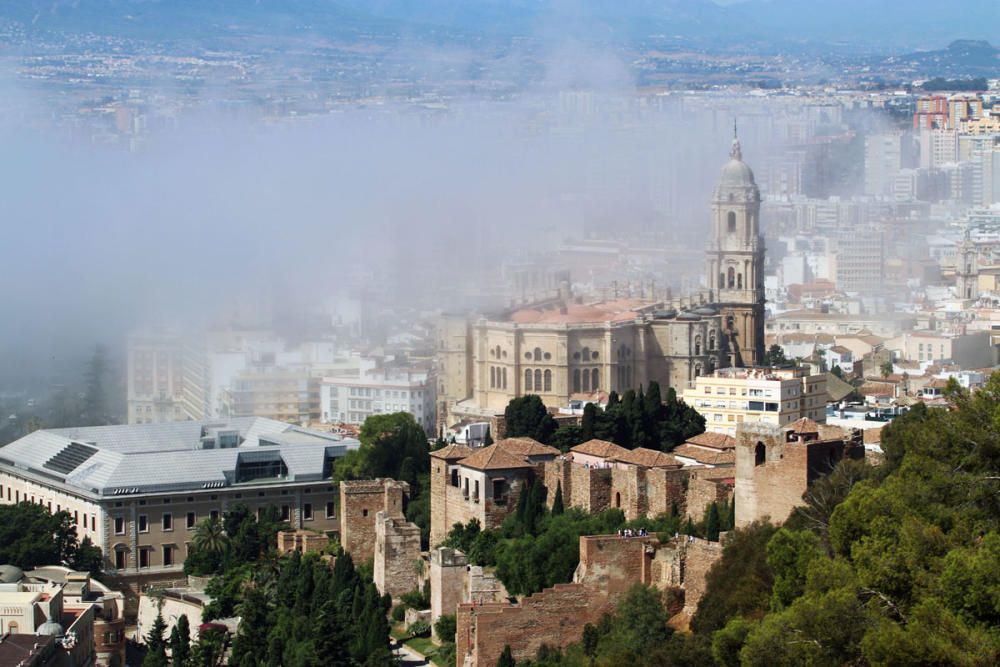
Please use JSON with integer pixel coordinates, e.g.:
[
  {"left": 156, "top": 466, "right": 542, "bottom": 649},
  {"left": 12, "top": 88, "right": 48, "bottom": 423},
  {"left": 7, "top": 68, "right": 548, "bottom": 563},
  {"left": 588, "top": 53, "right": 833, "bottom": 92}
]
[{"left": 320, "top": 358, "right": 436, "bottom": 434}]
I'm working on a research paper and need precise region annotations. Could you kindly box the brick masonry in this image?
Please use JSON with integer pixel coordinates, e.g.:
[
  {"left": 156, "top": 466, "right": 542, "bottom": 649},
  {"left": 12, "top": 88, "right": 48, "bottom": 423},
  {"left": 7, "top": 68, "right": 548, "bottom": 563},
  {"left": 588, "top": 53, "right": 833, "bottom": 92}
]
[
  {"left": 455, "top": 534, "right": 722, "bottom": 666},
  {"left": 374, "top": 510, "right": 423, "bottom": 600},
  {"left": 339, "top": 478, "right": 408, "bottom": 562},
  {"left": 276, "top": 529, "right": 330, "bottom": 555}
]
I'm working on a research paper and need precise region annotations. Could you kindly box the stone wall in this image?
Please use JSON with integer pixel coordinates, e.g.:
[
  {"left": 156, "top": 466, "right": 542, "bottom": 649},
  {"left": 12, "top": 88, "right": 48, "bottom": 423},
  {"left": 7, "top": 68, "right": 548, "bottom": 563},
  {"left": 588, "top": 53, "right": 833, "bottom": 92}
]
[
  {"left": 339, "top": 479, "right": 408, "bottom": 562},
  {"left": 645, "top": 467, "right": 690, "bottom": 519},
  {"left": 276, "top": 530, "right": 329, "bottom": 555},
  {"left": 610, "top": 466, "right": 647, "bottom": 520},
  {"left": 455, "top": 534, "right": 724, "bottom": 666},
  {"left": 430, "top": 547, "right": 468, "bottom": 637},
  {"left": 685, "top": 473, "right": 734, "bottom": 522},
  {"left": 374, "top": 511, "right": 422, "bottom": 600}
]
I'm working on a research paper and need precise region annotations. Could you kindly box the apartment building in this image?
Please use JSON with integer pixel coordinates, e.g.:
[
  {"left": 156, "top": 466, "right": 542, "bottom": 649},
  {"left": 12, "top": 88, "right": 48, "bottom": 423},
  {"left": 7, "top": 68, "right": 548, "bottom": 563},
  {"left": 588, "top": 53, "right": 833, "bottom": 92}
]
[
  {"left": 0, "top": 418, "right": 358, "bottom": 577},
  {"left": 683, "top": 367, "right": 828, "bottom": 437},
  {"left": 320, "top": 357, "right": 436, "bottom": 434}
]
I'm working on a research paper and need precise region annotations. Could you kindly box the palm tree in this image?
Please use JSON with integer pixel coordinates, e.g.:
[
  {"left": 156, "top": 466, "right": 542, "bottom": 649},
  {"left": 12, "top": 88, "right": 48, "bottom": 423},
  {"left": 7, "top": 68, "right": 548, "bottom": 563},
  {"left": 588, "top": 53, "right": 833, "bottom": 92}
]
[
  {"left": 193, "top": 516, "right": 228, "bottom": 554},
  {"left": 880, "top": 360, "right": 894, "bottom": 379}
]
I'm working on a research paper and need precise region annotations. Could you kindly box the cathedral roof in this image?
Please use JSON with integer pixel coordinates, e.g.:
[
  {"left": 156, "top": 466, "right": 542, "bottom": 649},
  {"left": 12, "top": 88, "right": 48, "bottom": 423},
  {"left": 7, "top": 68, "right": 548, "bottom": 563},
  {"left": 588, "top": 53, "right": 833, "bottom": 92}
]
[{"left": 717, "top": 136, "right": 757, "bottom": 190}]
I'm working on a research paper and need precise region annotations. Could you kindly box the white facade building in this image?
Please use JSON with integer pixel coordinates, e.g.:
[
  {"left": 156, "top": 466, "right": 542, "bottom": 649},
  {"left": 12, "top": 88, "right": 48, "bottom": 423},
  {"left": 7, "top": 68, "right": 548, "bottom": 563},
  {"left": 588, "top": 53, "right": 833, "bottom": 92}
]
[{"left": 321, "top": 358, "right": 436, "bottom": 434}]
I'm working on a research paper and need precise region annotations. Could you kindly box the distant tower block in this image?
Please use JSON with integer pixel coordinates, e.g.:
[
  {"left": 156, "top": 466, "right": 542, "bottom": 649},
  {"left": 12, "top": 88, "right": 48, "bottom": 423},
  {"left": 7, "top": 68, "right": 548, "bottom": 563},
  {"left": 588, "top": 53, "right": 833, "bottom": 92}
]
[{"left": 706, "top": 129, "right": 766, "bottom": 367}]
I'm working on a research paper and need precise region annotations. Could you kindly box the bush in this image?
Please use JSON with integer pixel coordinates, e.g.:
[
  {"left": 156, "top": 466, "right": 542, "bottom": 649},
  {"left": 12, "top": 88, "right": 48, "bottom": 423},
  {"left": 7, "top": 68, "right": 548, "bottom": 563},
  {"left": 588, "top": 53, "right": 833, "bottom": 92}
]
[
  {"left": 406, "top": 620, "right": 431, "bottom": 637},
  {"left": 391, "top": 604, "right": 406, "bottom": 623},
  {"left": 434, "top": 614, "right": 456, "bottom": 643}
]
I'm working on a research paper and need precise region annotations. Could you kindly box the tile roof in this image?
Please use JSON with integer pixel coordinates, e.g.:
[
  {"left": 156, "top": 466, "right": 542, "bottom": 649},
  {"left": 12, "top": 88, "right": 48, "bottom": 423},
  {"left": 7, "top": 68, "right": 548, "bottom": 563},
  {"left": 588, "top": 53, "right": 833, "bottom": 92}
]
[
  {"left": 671, "top": 444, "right": 736, "bottom": 466},
  {"left": 684, "top": 432, "right": 736, "bottom": 450},
  {"left": 571, "top": 439, "right": 630, "bottom": 459},
  {"left": 495, "top": 437, "right": 560, "bottom": 458},
  {"left": 610, "top": 447, "right": 682, "bottom": 469},
  {"left": 458, "top": 444, "right": 534, "bottom": 471},
  {"left": 787, "top": 418, "right": 820, "bottom": 434},
  {"left": 429, "top": 444, "right": 477, "bottom": 460}
]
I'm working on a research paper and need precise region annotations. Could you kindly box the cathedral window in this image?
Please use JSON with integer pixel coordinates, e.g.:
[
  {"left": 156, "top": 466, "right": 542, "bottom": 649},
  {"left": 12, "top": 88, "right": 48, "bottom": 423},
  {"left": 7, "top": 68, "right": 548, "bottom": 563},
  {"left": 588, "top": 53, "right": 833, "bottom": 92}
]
[
  {"left": 533, "top": 347, "right": 542, "bottom": 361},
  {"left": 727, "top": 267, "right": 736, "bottom": 288},
  {"left": 544, "top": 370, "right": 552, "bottom": 392},
  {"left": 525, "top": 369, "right": 533, "bottom": 391},
  {"left": 502, "top": 368, "right": 508, "bottom": 389},
  {"left": 490, "top": 367, "right": 496, "bottom": 388},
  {"left": 495, "top": 345, "right": 502, "bottom": 358},
  {"left": 582, "top": 368, "right": 590, "bottom": 392},
  {"left": 582, "top": 347, "right": 590, "bottom": 361},
  {"left": 534, "top": 369, "right": 542, "bottom": 391},
  {"left": 727, "top": 211, "right": 736, "bottom": 233},
  {"left": 592, "top": 351, "right": 599, "bottom": 360},
  {"left": 709, "top": 331, "right": 716, "bottom": 351},
  {"left": 695, "top": 335, "right": 702, "bottom": 356},
  {"left": 737, "top": 273, "right": 743, "bottom": 289},
  {"left": 591, "top": 369, "right": 599, "bottom": 391},
  {"left": 573, "top": 369, "right": 581, "bottom": 393}
]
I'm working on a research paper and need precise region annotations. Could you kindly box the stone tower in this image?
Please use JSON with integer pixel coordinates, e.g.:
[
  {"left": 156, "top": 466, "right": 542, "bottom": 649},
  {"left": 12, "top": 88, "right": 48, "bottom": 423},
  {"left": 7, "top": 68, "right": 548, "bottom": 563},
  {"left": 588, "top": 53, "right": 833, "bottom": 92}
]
[
  {"left": 956, "top": 227, "right": 978, "bottom": 301},
  {"left": 706, "top": 129, "right": 765, "bottom": 367}
]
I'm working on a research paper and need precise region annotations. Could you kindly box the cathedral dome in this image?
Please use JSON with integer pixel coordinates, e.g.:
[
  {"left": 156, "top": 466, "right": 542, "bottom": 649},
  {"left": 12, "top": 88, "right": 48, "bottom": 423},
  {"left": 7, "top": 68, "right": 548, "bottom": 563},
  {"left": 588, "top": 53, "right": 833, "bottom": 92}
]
[
  {"left": 717, "top": 136, "right": 756, "bottom": 189},
  {"left": 37, "top": 618, "right": 64, "bottom": 637}
]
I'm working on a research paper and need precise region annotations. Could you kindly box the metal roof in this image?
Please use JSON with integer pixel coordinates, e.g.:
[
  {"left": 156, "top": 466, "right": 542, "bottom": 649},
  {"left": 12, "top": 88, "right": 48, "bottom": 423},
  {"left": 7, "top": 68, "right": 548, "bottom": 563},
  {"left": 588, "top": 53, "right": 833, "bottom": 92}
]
[{"left": 0, "top": 418, "right": 359, "bottom": 498}]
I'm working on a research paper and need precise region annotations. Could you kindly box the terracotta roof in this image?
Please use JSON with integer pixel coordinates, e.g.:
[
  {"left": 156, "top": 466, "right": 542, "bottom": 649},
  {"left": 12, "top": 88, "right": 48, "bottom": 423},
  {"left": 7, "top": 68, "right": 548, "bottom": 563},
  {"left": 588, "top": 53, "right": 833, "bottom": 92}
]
[
  {"left": 430, "top": 444, "right": 477, "bottom": 460},
  {"left": 571, "top": 439, "right": 630, "bottom": 459},
  {"left": 610, "top": 447, "right": 682, "bottom": 469},
  {"left": 672, "top": 444, "right": 736, "bottom": 466},
  {"left": 458, "top": 444, "right": 534, "bottom": 471},
  {"left": 685, "top": 432, "right": 736, "bottom": 450},
  {"left": 787, "top": 417, "right": 820, "bottom": 434},
  {"left": 496, "top": 437, "right": 560, "bottom": 458}
]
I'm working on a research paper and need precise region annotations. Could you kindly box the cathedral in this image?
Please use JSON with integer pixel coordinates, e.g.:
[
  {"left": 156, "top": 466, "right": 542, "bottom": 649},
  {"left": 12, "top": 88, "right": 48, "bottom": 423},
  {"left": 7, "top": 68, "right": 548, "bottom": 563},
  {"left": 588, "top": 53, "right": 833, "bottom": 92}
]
[{"left": 437, "top": 135, "right": 766, "bottom": 425}]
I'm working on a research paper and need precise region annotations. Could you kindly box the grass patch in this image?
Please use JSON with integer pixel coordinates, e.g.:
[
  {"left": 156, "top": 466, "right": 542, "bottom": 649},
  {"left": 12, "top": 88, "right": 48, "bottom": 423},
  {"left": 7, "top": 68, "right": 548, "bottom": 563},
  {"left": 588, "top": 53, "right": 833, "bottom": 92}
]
[
  {"left": 404, "top": 635, "right": 438, "bottom": 657},
  {"left": 390, "top": 624, "right": 408, "bottom": 642}
]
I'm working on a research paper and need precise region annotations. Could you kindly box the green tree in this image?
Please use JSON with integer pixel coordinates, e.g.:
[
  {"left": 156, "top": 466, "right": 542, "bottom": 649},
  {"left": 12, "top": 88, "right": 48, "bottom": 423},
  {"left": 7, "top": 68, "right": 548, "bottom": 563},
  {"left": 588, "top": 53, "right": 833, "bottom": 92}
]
[
  {"left": 503, "top": 395, "right": 557, "bottom": 444},
  {"left": 762, "top": 344, "right": 788, "bottom": 368},
  {"left": 193, "top": 516, "right": 228, "bottom": 554},
  {"left": 145, "top": 611, "right": 168, "bottom": 667},
  {"left": 580, "top": 403, "right": 598, "bottom": 440},
  {"left": 483, "top": 425, "right": 494, "bottom": 446},
  {"left": 0, "top": 503, "right": 84, "bottom": 570},
  {"left": 549, "top": 424, "right": 583, "bottom": 452},
  {"left": 879, "top": 360, "right": 893, "bottom": 378},
  {"left": 496, "top": 645, "right": 515, "bottom": 667},
  {"left": 434, "top": 614, "right": 457, "bottom": 644},
  {"left": 169, "top": 615, "right": 191, "bottom": 667},
  {"left": 704, "top": 503, "right": 721, "bottom": 542},
  {"left": 551, "top": 482, "right": 564, "bottom": 516}
]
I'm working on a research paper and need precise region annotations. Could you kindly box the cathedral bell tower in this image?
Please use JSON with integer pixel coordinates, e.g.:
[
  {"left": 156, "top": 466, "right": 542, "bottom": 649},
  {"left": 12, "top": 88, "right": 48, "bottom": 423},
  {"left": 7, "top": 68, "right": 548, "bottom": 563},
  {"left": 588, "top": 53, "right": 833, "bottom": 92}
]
[{"left": 706, "top": 129, "right": 765, "bottom": 367}]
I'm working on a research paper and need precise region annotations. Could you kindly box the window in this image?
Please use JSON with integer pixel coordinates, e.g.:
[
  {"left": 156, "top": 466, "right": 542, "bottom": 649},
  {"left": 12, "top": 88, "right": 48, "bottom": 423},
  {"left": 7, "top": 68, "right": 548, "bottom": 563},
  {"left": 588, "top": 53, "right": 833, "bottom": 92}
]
[
  {"left": 91, "top": 516, "right": 96, "bottom": 531},
  {"left": 162, "top": 513, "right": 172, "bottom": 531},
  {"left": 326, "top": 501, "right": 336, "bottom": 519},
  {"left": 525, "top": 369, "right": 533, "bottom": 391},
  {"left": 138, "top": 515, "right": 148, "bottom": 533},
  {"left": 490, "top": 367, "right": 496, "bottom": 388},
  {"left": 591, "top": 368, "right": 599, "bottom": 391},
  {"left": 533, "top": 347, "right": 542, "bottom": 361},
  {"left": 755, "top": 442, "right": 766, "bottom": 466},
  {"left": 362, "top": 509, "right": 369, "bottom": 517},
  {"left": 582, "top": 367, "right": 590, "bottom": 392},
  {"left": 727, "top": 211, "right": 736, "bottom": 232},
  {"left": 534, "top": 369, "right": 542, "bottom": 391},
  {"left": 114, "top": 517, "right": 125, "bottom": 535},
  {"left": 139, "top": 548, "right": 150, "bottom": 569},
  {"left": 303, "top": 503, "right": 313, "bottom": 521},
  {"left": 473, "top": 480, "right": 480, "bottom": 502},
  {"left": 727, "top": 267, "right": 735, "bottom": 288},
  {"left": 163, "top": 546, "right": 173, "bottom": 567},
  {"left": 543, "top": 369, "right": 552, "bottom": 392},
  {"left": 695, "top": 335, "right": 702, "bottom": 356},
  {"left": 281, "top": 505, "right": 290, "bottom": 521},
  {"left": 451, "top": 468, "right": 459, "bottom": 487},
  {"left": 573, "top": 369, "right": 581, "bottom": 393},
  {"left": 210, "top": 510, "right": 219, "bottom": 522}
]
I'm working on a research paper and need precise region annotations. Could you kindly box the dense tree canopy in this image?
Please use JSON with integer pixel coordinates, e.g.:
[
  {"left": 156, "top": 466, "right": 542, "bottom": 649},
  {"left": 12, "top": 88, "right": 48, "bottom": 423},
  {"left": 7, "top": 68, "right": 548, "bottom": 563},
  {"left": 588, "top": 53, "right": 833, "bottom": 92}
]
[
  {"left": 0, "top": 502, "right": 103, "bottom": 574},
  {"left": 504, "top": 395, "right": 558, "bottom": 444}
]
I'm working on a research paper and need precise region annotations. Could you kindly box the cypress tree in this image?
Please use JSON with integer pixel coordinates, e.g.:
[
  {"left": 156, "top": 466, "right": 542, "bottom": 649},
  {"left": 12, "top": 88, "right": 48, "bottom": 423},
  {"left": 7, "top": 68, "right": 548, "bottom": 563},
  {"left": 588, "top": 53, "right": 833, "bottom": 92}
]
[
  {"left": 581, "top": 403, "right": 598, "bottom": 440},
  {"left": 552, "top": 482, "right": 564, "bottom": 516},
  {"left": 145, "top": 612, "right": 168, "bottom": 667},
  {"left": 705, "top": 503, "right": 721, "bottom": 542},
  {"left": 483, "top": 425, "right": 494, "bottom": 446},
  {"left": 685, "top": 517, "right": 696, "bottom": 537},
  {"left": 170, "top": 615, "right": 191, "bottom": 667},
  {"left": 497, "top": 645, "right": 516, "bottom": 667}
]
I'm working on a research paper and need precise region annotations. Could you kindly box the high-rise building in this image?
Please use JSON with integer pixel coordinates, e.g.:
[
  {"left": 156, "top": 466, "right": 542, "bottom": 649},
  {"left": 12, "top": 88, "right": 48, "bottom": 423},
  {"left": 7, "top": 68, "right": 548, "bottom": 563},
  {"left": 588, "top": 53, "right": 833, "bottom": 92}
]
[
  {"left": 865, "top": 132, "right": 904, "bottom": 196},
  {"left": 320, "top": 358, "right": 436, "bottom": 434},
  {"left": 126, "top": 332, "right": 185, "bottom": 424},
  {"left": 835, "top": 226, "right": 885, "bottom": 294}
]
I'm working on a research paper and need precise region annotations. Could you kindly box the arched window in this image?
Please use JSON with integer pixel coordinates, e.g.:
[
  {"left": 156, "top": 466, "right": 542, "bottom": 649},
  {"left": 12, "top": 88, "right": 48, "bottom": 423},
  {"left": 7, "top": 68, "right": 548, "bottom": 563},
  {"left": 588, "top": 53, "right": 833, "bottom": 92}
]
[
  {"left": 695, "top": 363, "right": 702, "bottom": 378},
  {"left": 615, "top": 492, "right": 621, "bottom": 508},
  {"left": 727, "top": 267, "right": 735, "bottom": 288},
  {"left": 719, "top": 272, "right": 725, "bottom": 289},
  {"left": 534, "top": 369, "right": 542, "bottom": 391},
  {"left": 727, "top": 211, "right": 737, "bottom": 233},
  {"left": 490, "top": 367, "right": 496, "bottom": 388},
  {"left": 495, "top": 345, "right": 501, "bottom": 358},
  {"left": 726, "top": 315, "right": 735, "bottom": 331},
  {"left": 573, "top": 369, "right": 581, "bottom": 393},
  {"left": 591, "top": 368, "right": 599, "bottom": 391},
  {"left": 544, "top": 369, "right": 552, "bottom": 392},
  {"left": 709, "top": 330, "right": 717, "bottom": 351},
  {"left": 533, "top": 347, "right": 542, "bottom": 361},
  {"left": 694, "top": 335, "right": 702, "bottom": 356},
  {"left": 737, "top": 273, "right": 743, "bottom": 289},
  {"left": 525, "top": 369, "right": 533, "bottom": 391},
  {"left": 582, "top": 368, "right": 591, "bottom": 392},
  {"left": 755, "top": 442, "right": 766, "bottom": 466},
  {"left": 502, "top": 368, "right": 508, "bottom": 389},
  {"left": 582, "top": 347, "right": 590, "bottom": 361}
]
